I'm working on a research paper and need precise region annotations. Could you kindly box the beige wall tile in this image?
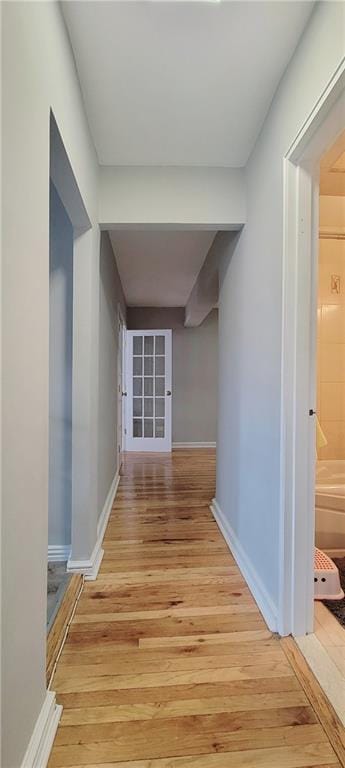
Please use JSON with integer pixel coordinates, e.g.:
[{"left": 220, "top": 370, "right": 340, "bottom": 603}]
[
  {"left": 317, "top": 236, "right": 345, "bottom": 460},
  {"left": 320, "top": 343, "right": 345, "bottom": 383},
  {"left": 321, "top": 304, "right": 345, "bottom": 343},
  {"left": 318, "top": 420, "right": 345, "bottom": 460},
  {"left": 320, "top": 383, "right": 345, "bottom": 421}
]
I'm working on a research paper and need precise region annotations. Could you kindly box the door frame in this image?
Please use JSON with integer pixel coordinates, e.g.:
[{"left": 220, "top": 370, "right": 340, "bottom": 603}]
[
  {"left": 278, "top": 62, "right": 345, "bottom": 637},
  {"left": 124, "top": 329, "right": 172, "bottom": 452},
  {"left": 117, "top": 305, "right": 126, "bottom": 467}
]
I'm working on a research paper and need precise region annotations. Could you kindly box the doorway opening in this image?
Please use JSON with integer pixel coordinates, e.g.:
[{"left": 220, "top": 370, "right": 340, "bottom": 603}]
[
  {"left": 47, "top": 178, "right": 74, "bottom": 630},
  {"left": 47, "top": 113, "right": 91, "bottom": 663},
  {"left": 279, "top": 65, "right": 345, "bottom": 718},
  {"left": 299, "top": 129, "right": 345, "bottom": 724},
  {"left": 107, "top": 229, "right": 221, "bottom": 462}
]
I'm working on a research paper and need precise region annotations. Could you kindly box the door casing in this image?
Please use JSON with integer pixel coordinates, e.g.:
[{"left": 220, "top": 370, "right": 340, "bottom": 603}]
[{"left": 117, "top": 307, "right": 126, "bottom": 470}]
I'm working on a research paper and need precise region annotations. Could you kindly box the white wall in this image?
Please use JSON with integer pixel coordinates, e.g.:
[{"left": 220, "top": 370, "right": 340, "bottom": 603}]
[
  {"left": 216, "top": 1, "right": 345, "bottom": 629},
  {"left": 99, "top": 166, "right": 246, "bottom": 229},
  {"left": 185, "top": 232, "right": 237, "bottom": 326},
  {"left": 2, "top": 3, "right": 99, "bottom": 765},
  {"left": 49, "top": 182, "right": 73, "bottom": 549},
  {"left": 98, "top": 233, "right": 126, "bottom": 518}
]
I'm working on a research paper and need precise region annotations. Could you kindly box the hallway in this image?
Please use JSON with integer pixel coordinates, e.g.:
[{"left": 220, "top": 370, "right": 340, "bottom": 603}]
[{"left": 48, "top": 450, "right": 340, "bottom": 767}]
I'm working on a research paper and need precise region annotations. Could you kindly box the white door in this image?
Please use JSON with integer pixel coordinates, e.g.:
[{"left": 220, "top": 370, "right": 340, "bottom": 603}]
[
  {"left": 117, "top": 310, "right": 126, "bottom": 470},
  {"left": 125, "top": 330, "right": 172, "bottom": 452}
]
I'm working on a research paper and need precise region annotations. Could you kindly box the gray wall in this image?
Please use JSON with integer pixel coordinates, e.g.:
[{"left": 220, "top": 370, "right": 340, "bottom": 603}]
[
  {"left": 98, "top": 232, "right": 126, "bottom": 517},
  {"left": 216, "top": 2, "right": 344, "bottom": 626},
  {"left": 49, "top": 182, "right": 73, "bottom": 548},
  {"left": 127, "top": 307, "right": 218, "bottom": 443},
  {"left": 127, "top": 306, "right": 185, "bottom": 330},
  {"left": 173, "top": 310, "right": 218, "bottom": 443}
]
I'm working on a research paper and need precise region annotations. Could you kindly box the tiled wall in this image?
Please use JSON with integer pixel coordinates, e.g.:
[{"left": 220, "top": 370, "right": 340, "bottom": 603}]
[{"left": 317, "top": 234, "right": 345, "bottom": 459}]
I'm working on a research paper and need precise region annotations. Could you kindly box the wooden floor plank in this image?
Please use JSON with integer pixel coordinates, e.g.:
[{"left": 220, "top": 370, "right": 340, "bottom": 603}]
[
  {"left": 46, "top": 574, "right": 83, "bottom": 685},
  {"left": 56, "top": 649, "right": 286, "bottom": 679},
  {"left": 60, "top": 690, "right": 310, "bottom": 726},
  {"left": 47, "top": 748, "right": 341, "bottom": 768},
  {"left": 281, "top": 637, "right": 345, "bottom": 767},
  {"left": 48, "top": 449, "right": 342, "bottom": 768}
]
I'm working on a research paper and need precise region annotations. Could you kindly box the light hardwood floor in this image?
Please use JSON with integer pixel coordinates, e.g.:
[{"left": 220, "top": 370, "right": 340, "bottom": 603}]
[
  {"left": 315, "top": 602, "right": 345, "bottom": 681},
  {"left": 296, "top": 602, "right": 345, "bottom": 727},
  {"left": 49, "top": 449, "right": 342, "bottom": 767}
]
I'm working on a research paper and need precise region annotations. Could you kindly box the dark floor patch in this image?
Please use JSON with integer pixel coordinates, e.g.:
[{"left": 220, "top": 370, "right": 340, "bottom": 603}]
[
  {"left": 47, "top": 561, "right": 71, "bottom": 632},
  {"left": 322, "top": 557, "right": 345, "bottom": 628}
]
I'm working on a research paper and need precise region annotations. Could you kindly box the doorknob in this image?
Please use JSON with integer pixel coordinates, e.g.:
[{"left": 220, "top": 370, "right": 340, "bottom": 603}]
[
  {"left": 122, "top": 391, "right": 127, "bottom": 397},
  {"left": 166, "top": 390, "right": 172, "bottom": 396}
]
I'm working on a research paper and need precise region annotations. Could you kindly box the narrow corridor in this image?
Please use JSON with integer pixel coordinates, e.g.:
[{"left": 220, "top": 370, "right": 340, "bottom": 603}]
[{"left": 49, "top": 450, "right": 340, "bottom": 767}]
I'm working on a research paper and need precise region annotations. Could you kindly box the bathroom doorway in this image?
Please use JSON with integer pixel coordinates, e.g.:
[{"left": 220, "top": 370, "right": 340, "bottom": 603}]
[
  {"left": 279, "top": 74, "right": 345, "bottom": 643},
  {"left": 305, "top": 129, "right": 345, "bottom": 722},
  {"left": 280, "top": 88, "right": 345, "bottom": 722}
]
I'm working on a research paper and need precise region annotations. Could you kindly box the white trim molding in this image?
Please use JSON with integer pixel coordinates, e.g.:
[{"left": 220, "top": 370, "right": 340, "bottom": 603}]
[
  {"left": 47, "top": 544, "right": 71, "bottom": 562},
  {"left": 319, "top": 225, "right": 345, "bottom": 240},
  {"left": 211, "top": 498, "right": 277, "bottom": 632},
  {"left": 67, "top": 540, "right": 104, "bottom": 581},
  {"left": 97, "top": 470, "right": 120, "bottom": 544},
  {"left": 20, "top": 691, "right": 62, "bottom": 768},
  {"left": 67, "top": 471, "right": 120, "bottom": 581},
  {"left": 173, "top": 442, "right": 216, "bottom": 449}
]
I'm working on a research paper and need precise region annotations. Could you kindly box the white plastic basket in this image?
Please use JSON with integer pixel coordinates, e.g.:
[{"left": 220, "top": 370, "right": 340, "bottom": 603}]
[{"left": 314, "top": 547, "right": 344, "bottom": 600}]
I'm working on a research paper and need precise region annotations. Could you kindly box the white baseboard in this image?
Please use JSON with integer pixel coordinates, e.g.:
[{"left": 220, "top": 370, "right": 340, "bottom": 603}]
[
  {"left": 97, "top": 470, "right": 120, "bottom": 543},
  {"left": 48, "top": 544, "right": 71, "bottom": 562},
  {"left": 210, "top": 498, "right": 277, "bottom": 632},
  {"left": 67, "top": 540, "right": 104, "bottom": 581},
  {"left": 67, "top": 471, "right": 120, "bottom": 581},
  {"left": 21, "top": 690, "right": 62, "bottom": 768},
  {"left": 173, "top": 442, "right": 216, "bottom": 449}
]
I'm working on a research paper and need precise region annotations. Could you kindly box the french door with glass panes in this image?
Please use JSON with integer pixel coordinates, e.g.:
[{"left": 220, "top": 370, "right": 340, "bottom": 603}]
[{"left": 125, "top": 330, "right": 172, "bottom": 452}]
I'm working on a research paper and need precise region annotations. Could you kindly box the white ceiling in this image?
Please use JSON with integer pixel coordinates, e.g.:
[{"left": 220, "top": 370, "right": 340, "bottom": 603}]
[
  {"left": 62, "top": 1, "right": 313, "bottom": 167},
  {"left": 109, "top": 230, "right": 216, "bottom": 306}
]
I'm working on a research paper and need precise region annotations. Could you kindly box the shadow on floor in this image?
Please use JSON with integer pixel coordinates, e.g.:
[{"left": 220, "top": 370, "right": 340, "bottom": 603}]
[{"left": 47, "top": 561, "right": 72, "bottom": 632}]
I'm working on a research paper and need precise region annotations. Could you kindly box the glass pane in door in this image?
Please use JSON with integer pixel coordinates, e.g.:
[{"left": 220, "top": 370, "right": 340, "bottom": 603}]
[
  {"left": 155, "top": 377, "right": 164, "bottom": 396},
  {"left": 144, "top": 377, "right": 153, "bottom": 396},
  {"left": 144, "top": 357, "right": 153, "bottom": 375},
  {"left": 133, "top": 357, "right": 142, "bottom": 376},
  {"left": 155, "top": 398, "right": 165, "bottom": 418},
  {"left": 144, "top": 336, "right": 154, "bottom": 355},
  {"left": 133, "top": 419, "right": 142, "bottom": 437},
  {"left": 133, "top": 377, "right": 142, "bottom": 396},
  {"left": 155, "top": 419, "right": 165, "bottom": 438},
  {"left": 144, "top": 419, "right": 153, "bottom": 437},
  {"left": 133, "top": 335, "right": 143, "bottom": 438},
  {"left": 155, "top": 336, "right": 165, "bottom": 355},
  {"left": 133, "top": 398, "right": 142, "bottom": 417},
  {"left": 155, "top": 356, "right": 165, "bottom": 375},
  {"left": 133, "top": 336, "right": 143, "bottom": 355},
  {"left": 144, "top": 398, "right": 153, "bottom": 417}
]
